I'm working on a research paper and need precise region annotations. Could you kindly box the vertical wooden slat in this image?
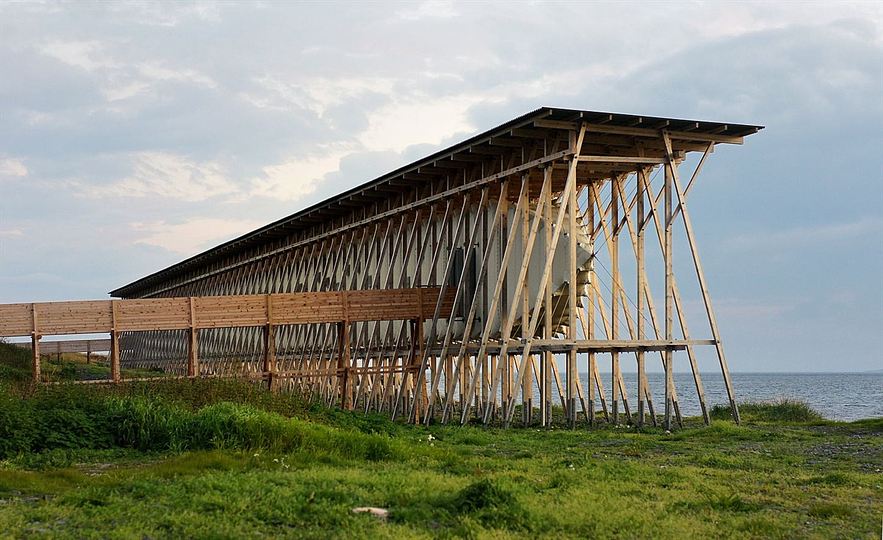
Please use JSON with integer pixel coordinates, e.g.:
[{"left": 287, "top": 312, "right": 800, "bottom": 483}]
[
  {"left": 110, "top": 300, "right": 120, "bottom": 383},
  {"left": 31, "top": 303, "right": 40, "bottom": 383},
  {"left": 187, "top": 296, "right": 198, "bottom": 377}
]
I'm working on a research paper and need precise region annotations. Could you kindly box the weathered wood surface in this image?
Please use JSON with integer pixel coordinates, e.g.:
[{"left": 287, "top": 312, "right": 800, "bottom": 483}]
[{"left": 0, "top": 288, "right": 452, "bottom": 338}]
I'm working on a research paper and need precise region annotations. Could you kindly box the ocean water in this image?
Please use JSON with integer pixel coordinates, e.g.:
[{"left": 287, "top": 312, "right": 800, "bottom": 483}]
[{"left": 575, "top": 372, "right": 883, "bottom": 422}]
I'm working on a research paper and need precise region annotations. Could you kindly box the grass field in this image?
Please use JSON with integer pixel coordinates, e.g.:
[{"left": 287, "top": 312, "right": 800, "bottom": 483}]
[{"left": 0, "top": 342, "right": 880, "bottom": 539}]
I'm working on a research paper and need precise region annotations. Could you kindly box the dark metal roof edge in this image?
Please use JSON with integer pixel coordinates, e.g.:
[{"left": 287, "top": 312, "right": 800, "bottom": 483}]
[{"left": 110, "top": 106, "right": 763, "bottom": 296}]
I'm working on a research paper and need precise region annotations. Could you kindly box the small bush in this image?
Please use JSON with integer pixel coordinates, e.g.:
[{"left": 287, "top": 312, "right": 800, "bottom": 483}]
[
  {"left": 0, "top": 391, "right": 36, "bottom": 457},
  {"left": 710, "top": 399, "right": 824, "bottom": 423},
  {"left": 186, "top": 402, "right": 301, "bottom": 451},
  {"left": 705, "top": 492, "right": 759, "bottom": 513},
  {"left": 674, "top": 490, "right": 760, "bottom": 514},
  {"left": 106, "top": 396, "right": 185, "bottom": 451},
  {"left": 0, "top": 342, "right": 33, "bottom": 382},
  {"left": 450, "top": 479, "right": 529, "bottom": 530}
]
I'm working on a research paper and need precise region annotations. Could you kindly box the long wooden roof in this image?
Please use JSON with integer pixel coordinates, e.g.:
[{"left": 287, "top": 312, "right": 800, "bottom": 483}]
[{"left": 111, "top": 107, "right": 762, "bottom": 297}]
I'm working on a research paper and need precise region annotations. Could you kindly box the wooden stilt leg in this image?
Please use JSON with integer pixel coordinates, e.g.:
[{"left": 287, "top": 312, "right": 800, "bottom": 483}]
[
  {"left": 664, "top": 155, "right": 674, "bottom": 431},
  {"left": 636, "top": 168, "right": 646, "bottom": 427}
]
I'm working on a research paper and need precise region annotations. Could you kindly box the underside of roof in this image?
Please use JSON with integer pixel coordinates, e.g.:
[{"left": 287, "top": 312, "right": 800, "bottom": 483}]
[{"left": 111, "top": 106, "right": 763, "bottom": 297}]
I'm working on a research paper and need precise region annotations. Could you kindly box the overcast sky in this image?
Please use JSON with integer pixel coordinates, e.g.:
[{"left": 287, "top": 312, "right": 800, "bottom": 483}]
[{"left": 0, "top": 1, "right": 881, "bottom": 372}]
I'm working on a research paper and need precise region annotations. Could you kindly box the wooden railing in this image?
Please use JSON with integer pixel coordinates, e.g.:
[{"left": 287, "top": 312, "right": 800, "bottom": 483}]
[
  {"left": 0, "top": 287, "right": 452, "bottom": 397},
  {"left": 13, "top": 339, "right": 109, "bottom": 363}
]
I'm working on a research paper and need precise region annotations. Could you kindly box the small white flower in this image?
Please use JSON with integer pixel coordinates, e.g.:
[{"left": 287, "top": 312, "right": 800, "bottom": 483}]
[
  {"left": 253, "top": 453, "right": 260, "bottom": 458},
  {"left": 427, "top": 434, "right": 435, "bottom": 441},
  {"left": 273, "top": 458, "right": 279, "bottom": 463}
]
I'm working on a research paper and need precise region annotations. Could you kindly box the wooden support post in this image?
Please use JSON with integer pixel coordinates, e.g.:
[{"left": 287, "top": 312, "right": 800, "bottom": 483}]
[
  {"left": 567, "top": 159, "right": 578, "bottom": 427},
  {"left": 263, "top": 295, "right": 276, "bottom": 391},
  {"left": 337, "top": 320, "right": 352, "bottom": 410},
  {"left": 586, "top": 187, "right": 596, "bottom": 425},
  {"left": 30, "top": 303, "right": 40, "bottom": 383},
  {"left": 664, "top": 155, "right": 674, "bottom": 431},
  {"left": 636, "top": 168, "right": 646, "bottom": 427},
  {"left": 663, "top": 133, "right": 740, "bottom": 424},
  {"left": 415, "top": 289, "right": 425, "bottom": 419},
  {"left": 543, "top": 171, "right": 553, "bottom": 427},
  {"left": 86, "top": 340, "right": 91, "bottom": 365},
  {"left": 635, "top": 169, "right": 707, "bottom": 425},
  {"left": 521, "top": 175, "right": 532, "bottom": 426},
  {"left": 462, "top": 173, "right": 545, "bottom": 426},
  {"left": 611, "top": 178, "right": 620, "bottom": 425},
  {"left": 399, "top": 195, "right": 470, "bottom": 422},
  {"left": 187, "top": 296, "right": 199, "bottom": 377},
  {"left": 340, "top": 291, "right": 352, "bottom": 410},
  {"left": 500, "top": 124, "right": 586, "bottom": 427},
  {"left": 110, "top": 300, "right": 120, "bottom": 383}
]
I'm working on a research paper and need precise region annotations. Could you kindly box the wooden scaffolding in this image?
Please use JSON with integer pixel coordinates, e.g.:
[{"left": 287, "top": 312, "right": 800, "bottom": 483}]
[{"left": 101, "top": 107, "right": 762, "bottom": 428}]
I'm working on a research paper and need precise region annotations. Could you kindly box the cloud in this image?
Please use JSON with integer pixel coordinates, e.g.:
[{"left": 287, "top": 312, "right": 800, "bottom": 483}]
[
  {"left": 247, "top": 75, "right": 395, "bottom": 117},
  {"left": 247, "top": 145, "right": 355, "bottom": 201},
  {"left": 40, "top": 40, "right": 118, "bottom": 72},
  {"left": 0, "top": 228, "right": 23, "bottom": 238},
  {"left": 396, "top": 0, "right": 458, "bottom": 21},
  {"left": 77, "top": 152, "right": 238, "bottom": 202},
  {"left": 358, "top": 95, "right": 484, "bottom": 153},
  {"left": 723, "top": 217, "right": 883, "bottom": 252},
  {"left": 0, "top": 158, "right": 28, "bottom": 178},
  {"left": 137, "top": 63, "right": 216, "bottom": 89},
  {"left": 131, "top": 218, "right": 263, "bottom": 255}
]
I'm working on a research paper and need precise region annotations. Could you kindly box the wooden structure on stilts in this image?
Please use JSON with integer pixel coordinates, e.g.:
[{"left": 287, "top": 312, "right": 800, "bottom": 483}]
[{"left": 3, "top": 108, "right": 762, "bottom": 427}]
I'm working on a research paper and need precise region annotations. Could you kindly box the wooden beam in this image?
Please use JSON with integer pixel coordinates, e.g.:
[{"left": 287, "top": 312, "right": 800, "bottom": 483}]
[
  {"left": 578, "top": 156, "right": 667, "bottom": 164},
  {"left": 662, "top": 131, "right": 740, "bottom": 424}
]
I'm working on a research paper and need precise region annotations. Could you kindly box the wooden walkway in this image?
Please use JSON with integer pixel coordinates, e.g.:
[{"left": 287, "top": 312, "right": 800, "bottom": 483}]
[{"left": 0, "top": 287, "right": 451, "bottom": 408}]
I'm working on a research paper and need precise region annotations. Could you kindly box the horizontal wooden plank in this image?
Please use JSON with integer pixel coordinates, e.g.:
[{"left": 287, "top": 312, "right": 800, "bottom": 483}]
[
  {"left": 0, "top": 288, "right": 451, "bottom": 338},
  {"left": 0, "top": 303, "right": 32, "bottom": 336}
]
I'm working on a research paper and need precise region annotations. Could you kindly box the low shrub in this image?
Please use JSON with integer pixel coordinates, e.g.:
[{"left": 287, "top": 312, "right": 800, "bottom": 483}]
[
  {"left": 710, "top": 399, "right": 824, "bottom": 423},
  {"left": 449, "top": 478, "right": 530, "bottom": 530},
  {"left": 0, "top": 342, "right": 33, "bottom": 382},
  {"left": 105, "top": 395, "right": 185, "bottom": 451},
  {"left": 186, "top": 401, "right": 301, "bottom": 451},
  {"left": 0, "top": 391, "right": 36, "bottom": 457},
  {"left": 0, "top": 381, "right": 398, "bottom": 463}
]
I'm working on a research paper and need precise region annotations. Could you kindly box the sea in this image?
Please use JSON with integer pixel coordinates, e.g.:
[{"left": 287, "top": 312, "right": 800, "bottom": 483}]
[{"left": 571, "top": 372, "right": 883, "bottom": 422}]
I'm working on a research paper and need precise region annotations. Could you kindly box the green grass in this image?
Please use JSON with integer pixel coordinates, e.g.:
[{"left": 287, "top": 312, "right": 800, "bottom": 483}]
[
  {"left": 711, "top": 399, "right": 825, "bottom": 423},
  {"left": 0, "top": 345, "right": 881, "bottom": 538}
]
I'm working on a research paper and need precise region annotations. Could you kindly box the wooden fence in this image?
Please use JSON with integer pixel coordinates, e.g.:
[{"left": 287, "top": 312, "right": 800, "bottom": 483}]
[
  {"left": 13, "top": 339, "right": 109, "bottom": 362},
  {"left": 0, "top": 287, "right": 451, "bottom": 407}
]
